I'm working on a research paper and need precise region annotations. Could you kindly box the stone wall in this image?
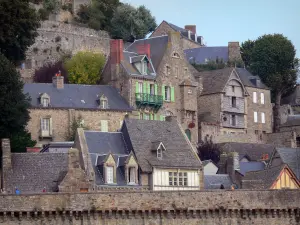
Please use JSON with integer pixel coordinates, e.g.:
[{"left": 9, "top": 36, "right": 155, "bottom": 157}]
[
  {"left": 266, "top": 131, "right": 297, "bottom": 148},
  {"left": 27, "top": 108, "right": 131, "bottom": 145},
  {"left": 279, "top": 104, "right": 294, "bottom": 125},
  {"left": 0, "top": 190, "right": 299, "bottom": 224},
  {"left": 21, "top": 21, "right": 110, "bottom": 82}
]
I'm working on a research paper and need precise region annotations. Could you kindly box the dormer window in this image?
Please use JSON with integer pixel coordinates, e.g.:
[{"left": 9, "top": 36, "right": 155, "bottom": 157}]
[
  {"left": 40, "top": 93, "right": 50, "bottom": 107},
  {"left": 141, "top": 60, "right": 147, "bottom": 75},
  {"left": 157, "top": 147, "right": 162, "bottom": 159},
  {"left": 99, "top": 95, "right": 108, "bottom": 109},
  {"left": 151, "top": 141, "right": 166, "bottom": 160}
]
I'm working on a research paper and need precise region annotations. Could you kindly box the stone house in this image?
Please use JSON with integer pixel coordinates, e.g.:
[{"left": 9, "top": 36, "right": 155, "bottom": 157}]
[
  {"left": 102, "top": 32, "right": 200, "bottom": 146},
  {"left": 24, "top": 75, "right": 133, "bottom": 146},
  {"left": 150, "top": 21, "right": 204, "bottom": 50},
  {"left": 279, "top": 115, "right": 300, "bottom": 147},
  {"left": 75, "top": 117, "right": 203, "bottom": 191},
  {"left": 0, "top": 139, "right": 89, "bottom": 194}
]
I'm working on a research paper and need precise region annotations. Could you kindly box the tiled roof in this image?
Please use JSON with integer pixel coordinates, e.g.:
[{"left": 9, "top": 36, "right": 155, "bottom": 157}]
[
  {"left": 239, "top": 162, "right": 266, "bottom": 176},
  {"left": 204, "top": 174, "right": 233, "bottom": 189},
  {"left": 122, "top": 118, "right": 201, "bottom": 172},
  {"left": 275, "top": 147, "right": 300, "bottom": 179},
  {"left": 242, "top": 164, "right": 284, "bottom": 189},
  {"left": 24, "top": 83, "right": 132, "bottom": 111},
  {"left": 4, "top": 153, "right": 68, "bottom": 193},
  {"left": 235, "top": 68, "right": 269, "bottom": 89},
  {"left": 84, "top": 131, "right": 130, "bottom": 186},
  {"left": 184, "top": 47, "right": 229, "bottom": 64},
  {"left": 218, "top": 142, "right": 275, "bottom": 162},
  {"left": 280, "top": 115, "right": 300, "bottom": 127}
]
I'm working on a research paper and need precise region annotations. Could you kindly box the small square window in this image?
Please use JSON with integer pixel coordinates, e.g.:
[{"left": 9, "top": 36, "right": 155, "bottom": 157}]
[{"left": 232, "top": 86, "right": 235, "bottom": 92}]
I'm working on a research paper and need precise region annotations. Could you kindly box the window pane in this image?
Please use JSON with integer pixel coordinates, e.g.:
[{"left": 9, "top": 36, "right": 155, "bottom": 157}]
[
  {"left": 106, "top": 166, "right": 114, "bottom": 184},
  {"left": 253, "top": 92, "right": 257, "bottom": 103},
  {"left": 261, "top": 93, "right": 265, "bottom": 104}
]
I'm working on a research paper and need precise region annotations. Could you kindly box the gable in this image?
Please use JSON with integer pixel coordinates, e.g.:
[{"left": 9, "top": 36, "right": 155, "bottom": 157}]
[
  {"left": 105, "top": 154, "right": 116, "bottom": 165},
  {"left": 223, "top": 69, "right": 248, "bottom": 96},
  {"left": 271, "top": 167, "right": 300, "bottom": 189},
  {"left": 127, "top": 155, "right": 138, "bottom": 167}
]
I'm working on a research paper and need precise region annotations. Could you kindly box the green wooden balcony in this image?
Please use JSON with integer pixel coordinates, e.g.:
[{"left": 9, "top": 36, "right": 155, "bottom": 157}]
[{"left": 135, "top": 93, "right": 163, "bottom": 110}]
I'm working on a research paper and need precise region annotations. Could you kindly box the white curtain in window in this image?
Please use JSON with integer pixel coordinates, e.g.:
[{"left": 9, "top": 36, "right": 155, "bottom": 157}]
[
  {"left": 261, "top": 93, "right": 265, "bottom": 104},
  {"left": 253, "top": 92, "right": 257, "bottom": 103},
  {"left": 254, "top": 112, "right": 258, "bottom": 122}
]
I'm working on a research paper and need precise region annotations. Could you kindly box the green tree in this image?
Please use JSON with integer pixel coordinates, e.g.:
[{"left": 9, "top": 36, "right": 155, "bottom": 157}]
[
  {"left": 241, "top": 34, "right": 299, "bottom": 132},
  {"left": 66, "top": 115, "right": 89, "bottom": 141},
  {"left": 197, "top": 136, "right": 220, "bottom": 164},
  {"left": 240, "top": 40, "right": 255, "bottom": 68},
  {"left": 64, "top": 51, "right": 106, "bottom": 84},
  {"left": 0, "top": 53, "right": 36, "bottom": 152},
  {"left": 110, "top": 4, "right": 157, "bottom": 41},
  {"left": 0, "top": 0, "right": 40, "bottom": 64},
  {"left": 43, "top": 0, "right": 59, "bottom": 13}
]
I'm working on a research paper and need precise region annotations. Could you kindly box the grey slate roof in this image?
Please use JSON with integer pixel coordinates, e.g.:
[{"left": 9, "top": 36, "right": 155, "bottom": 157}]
[
  {"left": 84, "top": 131, "right": 130, "bottom": 186},
  {"left": 235, "top": 68, "right": 269, "bottom": 89},
  {"left": 184, "top": 47, "right": 229, "bottom": 64},
  {"left": 204, "top": 174, "right": 233, "bottom": 189},
  {"left": 122, "top": 118, "right": 201, "bottom": 172},
  {"left": 281, "top": 115, "right": 300, "bottom": 127},
  {"left": 23, "top": 83, "right": 132, "bottom": 111},
  {"left": 275, "top": 147, "right": 300, "bottom": 179},
  {"left": 166, "top": 22, "right": 202, "bottom": 45},
  {"left": 218, "top": 142, "right": 275, "bottom": 162},
  {"left": 242, "top": 164, "right": 284, "bottom": 189},
  {"left": 4, "top": 153, "right": 68, "bottom": 193},
  {"left": 239, "top": 162, "right": 266, "bottom": 176}
]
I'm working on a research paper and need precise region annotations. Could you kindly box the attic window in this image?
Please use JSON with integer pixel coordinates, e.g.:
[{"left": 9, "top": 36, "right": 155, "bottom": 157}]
[
  {"left": 141, "top": 61, "right": 148, "bottom": 75},
  {"left": 40, "top": 93, "right": 50, "bottom": 107},
  {"left": 157, "top": 147, "right": 162, "bottom": 159},
  {"left": 99, "top": 95, "right": 108, "bottom": 109},
  {"left": 153, "top": 142, "right": 166, "bottom": 159},
  {"left": 172, "top": 52, "right": 180, "bottom": 58}
]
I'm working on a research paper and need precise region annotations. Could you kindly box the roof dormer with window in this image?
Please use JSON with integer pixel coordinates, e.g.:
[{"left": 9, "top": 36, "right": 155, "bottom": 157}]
[
  {"left": 151, "top": 141, "right": 166, "bottom": 160},
  {"left": 98, "top": 95, "right": 109, "bottom": 109},
  {"left": 39, "top": 93, "right": 50, "bottom": 107},
  {"left": 130, "top": 55, "right": 156, "bottom": 76}
]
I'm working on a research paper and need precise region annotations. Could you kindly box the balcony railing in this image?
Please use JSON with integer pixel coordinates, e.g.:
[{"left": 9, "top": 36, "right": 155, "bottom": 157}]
[{"left": 135, "top": 93, "right": 163, "bottom": 110}]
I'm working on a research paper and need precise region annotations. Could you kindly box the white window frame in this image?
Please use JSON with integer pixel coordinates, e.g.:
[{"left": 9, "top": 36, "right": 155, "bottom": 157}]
[
  {"left": 100, "top": 99, "right": 108, "bottom": 109},
  {"left": 254, "top": 111, "right": 258, "bottom": 123},
  {"left": 253, "top": 92, "right": 257, "bottom": 103},
  {"left": 144, "top": 114, "right": 150, "bottom": 120},
  {"left": 164, "top": 86, "right": 171, "bottom": 101},
  {"left": 261, "top": 93, "right": 265, "bottom": 104},
  {"left": 141, "top": 61, "right": 147, "bottom": 75},
  {"left": 138, "top": 82, "right": 143, "bottom": 93},
  {"left": 129, "top": 167, "right": 136, "bottom": 184},
  {"left": 261, "top": 112, "right": 265, "bottom": 123},
  {"left": 106, "top": 166, "right": 114, "bottom": 184},
  {"left": 101, "top": 120, "right": 108, "bottom": 132},
  {"left": 150, "top": 84, "right": 155, "bottom": 95},
  {"left": 41, "top": 118, "right": 50, "bottom": 136},
  {"left": 157, "top": 147, "right": 162, "bottom": 159},
  {"left": 41, "top": 97, "right": 49, "bottom": 107},
  {"left": 169, "top": 172, "right": 188, "bottom": 186}
]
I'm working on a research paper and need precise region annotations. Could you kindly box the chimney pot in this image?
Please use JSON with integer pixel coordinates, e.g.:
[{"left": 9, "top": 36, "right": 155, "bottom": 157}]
[{"left": 52, "top": 74, "right": 64, "bottom": 89}]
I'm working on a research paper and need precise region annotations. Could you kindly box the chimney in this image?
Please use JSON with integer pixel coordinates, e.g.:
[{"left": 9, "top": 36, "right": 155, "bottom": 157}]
[
  {"left": 218, "top": 152, "right": 227, "bottom": 174},
  {"left": 228, "top": 42, "right": 242, "bottom": 62},
  {"left": 168, "top": 31, "right": 181, "bottom": 48},
  {"left": 184, "top": 25, "right": 196, "bottom": 34},
  {"left": 110, "top": 39, "right": 124, "bottom": 64},
  {"left": 1, "top": 139, "right": 11, "bottom": 170},
  {"left": 137, "top": 43, "right": 151, "bottom": 59},
  {"left": 52, "top": 71, "right": 64, "bottom": 89},
  {"left": 165, "top": 115, "right": 177, "bottom": 122}
]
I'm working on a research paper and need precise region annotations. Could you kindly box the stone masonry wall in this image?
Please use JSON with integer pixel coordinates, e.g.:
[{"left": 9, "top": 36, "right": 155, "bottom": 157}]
[
  {"left": 21, "top": 21, "right": 110, "bottom": 82},
  {"left": 27, "top": 108, "right": 131, "bottom": 145},
  {"left": 0, "top": 190, "right": 299, "bottom": 224},
  {"left": 198, "top": 94, "right": 222, "bottom": 123}
]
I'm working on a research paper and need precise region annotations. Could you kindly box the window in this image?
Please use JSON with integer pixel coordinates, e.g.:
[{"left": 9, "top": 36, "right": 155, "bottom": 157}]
[
  {"left": 261, "top": 112, "right": 265, "bottom": 123},
  {"left": 164, "top": 86, "right": 171, "bottom": 101},
  {"left": 106, "top": 166, "right": 114, "bottom": 184},
  {"left": 296, "top": 137, "right": 300, "bottom": 147},
  {"left": 231, "top": 115, "right": 236, "bottom": 126},
  {"left": 157, "top": 147, "right": 162, "bottom": 159},
  {"left": 138, "top": 82, "right": 143, "bottom": 93},
  {"left": 260, "top": 93, "right": 265, "bottom": 104},
  {"left": 254, "top": 111, "right": 258, "bottom": 123},
  {"left": 144, "top": 114, "right": 150, "bottom": 120},
  {"left": 100, "top": 99, "right": 108, "bottom": 109},
  {"left": 231, "top": 97, "right": 237, "bottom": 108},
  {"left": 101, "top": 120, "right": 108, "bottom": 132},
  {"left": 253, "top": 92, "right": 257, "bottom": 103},
  {"left": 141, "top": 61, "right": 147, "bottom": 75},
  {"left": 41, "top": 118, "right": 51, "bottom": 137},
  {"left": 288, "top": 109, "right": 291, "bottom": 115},
  {"left": 150, "top": 84, "right": 155, "bottom": 95},
  {"left": 255, "top": 130, "right": 259, "bottom": 135},
  {"left": 232, "top": 86, "right": 235, "bottom": 93},
  {"left": 175, "top": 67, "right": 179, "bottom": 77},
  {"left": 41, "top": 97, "right": 49, "bottom": 107},
  {"left": 140, "top": 113, "right": 143, "bottom": 120},
  {"left": 169, "top": 172, "right": 187, "bottom": 186},
  {"left": 129, "top": 167, "right": 136, "bottom": 183}
]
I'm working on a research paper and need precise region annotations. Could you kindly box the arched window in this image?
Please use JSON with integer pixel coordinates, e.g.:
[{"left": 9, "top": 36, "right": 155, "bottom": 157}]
[{"left": 185, "top": 129, "right": 191, "bottom": 141}]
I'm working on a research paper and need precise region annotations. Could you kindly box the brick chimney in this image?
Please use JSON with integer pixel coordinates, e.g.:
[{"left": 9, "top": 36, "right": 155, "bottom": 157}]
[
  {"left": 110, "top": 39, "right": 124, "bottom": 64},
  {"left": 137, "top": 43, "right": 151, "bottom": 59},
  {"left": 185, "top": 25, "right": 196, "bottom": 34},
  {"left": 228, "top": 42, "right": 242, "bottom": 62},
  {"left": 52, "top": 71, "right": 64, "bottom": 89}
]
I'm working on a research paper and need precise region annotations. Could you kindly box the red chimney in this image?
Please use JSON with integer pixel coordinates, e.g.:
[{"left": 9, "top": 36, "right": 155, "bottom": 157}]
[
  {"left": 110, "top": 39, "right": 124, "bottom": 64},
  {"left": 184, "top": 25, "right": 196, "bottom": 34},
  {"left": 137, "top": 43, "right": 151, "bottom": 59}
]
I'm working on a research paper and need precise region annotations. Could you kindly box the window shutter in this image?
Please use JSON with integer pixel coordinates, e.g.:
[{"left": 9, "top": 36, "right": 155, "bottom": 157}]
[
  {"left": 162, "top": 85, "right": 165, "bottom": 100},
  {"left": 154, "top": 84, "right": 158, "bottom": 95},
  {"left": 143, "top": 82, "right": 147, "bottom": 94},
  {"left": 135, "top": 81, "right": 139, "bottom": 93},
  {"left": 49, "top": 117, "right": 53, "bottom": 136},
  {"left": 171, "top": 86, "right": 175, "bottom": 102}
]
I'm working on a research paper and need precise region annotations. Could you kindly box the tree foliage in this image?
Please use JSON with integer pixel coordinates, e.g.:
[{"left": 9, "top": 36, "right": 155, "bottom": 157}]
[
  {"left": 197, "top": 136, "right": 220, "bottom": 164},
  {"left": 0, "top": 53, "right": 36, "bottom": 152},
  {"left": 66, "top": 115, "right": 89, "bottom": 141},
  {"left": 43, "top": 0, "right": 59, "bottom": 13},
  {"left": 64, "top": 51, "right": 106, "bottom": 84},
  {"left": 192, "top": 58, "right": 244, "bottom": 72},
  {"left": 33, "top": 61, "right": 68, "bottom": 83},
  {"left": 110, "top": 4, "right": 157, "bottom": 41},
  {"left": 0, "top": 0, "right": 40, "bottom": 64},
  {"left": 241, "top": 34, "right": 299, "bottom": 132}
]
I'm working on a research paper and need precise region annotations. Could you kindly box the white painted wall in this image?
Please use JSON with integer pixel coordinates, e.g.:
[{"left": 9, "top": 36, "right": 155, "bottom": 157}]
[{"left": 152, "top": 168, "right": 200, "bottom": 191}]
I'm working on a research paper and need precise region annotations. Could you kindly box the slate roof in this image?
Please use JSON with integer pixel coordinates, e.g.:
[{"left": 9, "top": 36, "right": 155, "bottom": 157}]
[
  {"left": 275, "top": 147, "right": 300, "bottom": 179},
  {"left": 280, "top": 115, "right": 300, "bottom": 127},
  {"left": 84, "top": 131, "right": 130, "bottom": 186},
  {"left": 122, "top": 118, "right": 201, "bottom": 172},
  {"left": 242, "top": 164, "right": 284, "bottom": 189},
  {"left": 218, "top": 142, "right": 276, "bottom": 162},
  {"left": 235, "top": 68, "right": 269, "bottom": 89},
  {"left": 24, "top": 83, "right": 132, "bottom": 111},
  {"left": 4, "top": 153, "right": 68, "bottom": 193},
  {"left": 198, "top": 67, "right": 235, "bottom": 95},
  {"left": 204, "top": 174, "right": 233, "bottom": 189},
  {"left": 184, "top": 47, "right": 229, "bottom": 64},
  {"left": 239, "top": 162, "right": 266, "bottom": 176}
]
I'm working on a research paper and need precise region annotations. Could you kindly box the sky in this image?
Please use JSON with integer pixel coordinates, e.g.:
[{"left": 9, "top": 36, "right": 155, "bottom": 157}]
[{"left": 122, "top": 0, "right": 300, "bottom": 58}]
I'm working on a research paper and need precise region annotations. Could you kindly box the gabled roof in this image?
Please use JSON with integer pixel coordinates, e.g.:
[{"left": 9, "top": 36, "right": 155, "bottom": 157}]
[
  {"left": 4, "top": 153, "right": 68, "bottom": 193},
  {"left": 184, "top": 46, "right": 229, "bottom": 64},
  {"left": 122, "top": 118, "right": 201, "bottom": 172},
  {"left": 204, "top": 174, "right": 233, "bottom": 189},
  {"left": 235, "top": 68, "right": 269, "bottom": 90},
  {"left": 218, "top": 142, "right": 276, "bottom": 162},
  {"left": 239, "top": 161, "right": 266, "bottom": 176},
  {"left": 24, "top": 83, "right": 132, "bottom": 111}
]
